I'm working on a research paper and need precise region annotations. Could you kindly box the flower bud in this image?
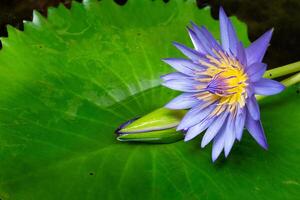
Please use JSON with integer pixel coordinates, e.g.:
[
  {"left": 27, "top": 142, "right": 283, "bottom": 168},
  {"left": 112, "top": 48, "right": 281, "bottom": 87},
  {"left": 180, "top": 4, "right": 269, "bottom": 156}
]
[{"left": 115, "top": 108, "right": 186, "bottom": 143}]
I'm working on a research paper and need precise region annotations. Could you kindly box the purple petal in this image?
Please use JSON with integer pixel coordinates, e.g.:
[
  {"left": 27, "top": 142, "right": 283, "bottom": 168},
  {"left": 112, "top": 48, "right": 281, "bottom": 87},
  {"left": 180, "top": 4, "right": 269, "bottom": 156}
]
[
  {"left": 246, "top": 62, "right": 267, "bottom": 82},
  {"left": 162, "top": 77, "right": 204, "bottom": 92},
  {"left": 187, "top": 27, "right": 206, "bottom": 54},
  {"left": 245, "top": 112, "right": 268, "bottom": 149},
  {"left": 219, "top": 7, "right": 238, "bottom": 56},
  {"left": 246, "top": 84, "right": 255, "bottom": 97},
  {"left": 173, "top": 42, "right": 203, "bottom": 61},
  {"left": 190, "top": 23, "right": 216, "bottom": 56},
  {"left": 162, "top": 58, "right": 204, "bottom": 76},
  {"left": 184, "top": 118, "right": 214, "bottom": 141},
  {"left": 227, "top": 17, "right": 239, "bottom": 56},
  {"left": 177, "top": 103, "right": 216, "bottom": 130},
  {"left": 237, "top": 42, "right": 247, "bottom": 66},
  {"left": 161, "top": 72, "right": 190, "bottom": 81},
  {"left": 253, "top": 78, "right": 285, "bottom": 95},
  {"left": 212, "top": 126, "right": 226, "bottom": 162},
  {"left": 165, "top": 93, "right": 199, "bottom": 110},
  {"left": 246, "top": 95, "right": 260, "bottom": 120},
  {"left": 235, "top": 108, "right": 246, "bottom": 141},
  {"left": 246, "top": 29, "right": 273, "bottom": 65},
  {"left": 224, "top": 114, "right": 236, "bottom": 157},
  {"left": 193, "top": 24, "right": 222, "bottom": 52},
  {"left": 219, "top": 7, "right": 230, "bottom": 53},
  {"left": 201, "top": 111, "right": 229, "bottom": 148}
]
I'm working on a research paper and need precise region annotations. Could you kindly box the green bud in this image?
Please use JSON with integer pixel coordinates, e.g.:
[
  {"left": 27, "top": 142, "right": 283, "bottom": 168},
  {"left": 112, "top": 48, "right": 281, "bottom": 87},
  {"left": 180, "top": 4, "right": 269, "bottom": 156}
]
[
  {"left": 115, "top": 108, "right": 186, "bottom": 143},
  {"left": 117, "top": 128, "right": 184, "bottom": 143}
]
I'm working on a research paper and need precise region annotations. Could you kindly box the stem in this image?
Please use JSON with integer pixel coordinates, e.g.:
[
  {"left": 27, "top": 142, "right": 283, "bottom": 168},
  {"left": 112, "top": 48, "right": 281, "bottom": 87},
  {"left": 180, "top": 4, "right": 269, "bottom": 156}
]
[
  {"left": 281, "top": 72, "right": 300, "bottom": 87},
  {"left": 264, "top": 61, "right": 300, "bottom": 79}
]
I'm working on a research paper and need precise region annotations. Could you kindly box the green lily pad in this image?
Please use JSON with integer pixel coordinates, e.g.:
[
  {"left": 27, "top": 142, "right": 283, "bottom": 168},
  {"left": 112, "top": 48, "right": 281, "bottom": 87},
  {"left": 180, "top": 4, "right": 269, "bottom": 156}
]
[{"left": 0, "top": 0, "right": 299, "bottom": 199}]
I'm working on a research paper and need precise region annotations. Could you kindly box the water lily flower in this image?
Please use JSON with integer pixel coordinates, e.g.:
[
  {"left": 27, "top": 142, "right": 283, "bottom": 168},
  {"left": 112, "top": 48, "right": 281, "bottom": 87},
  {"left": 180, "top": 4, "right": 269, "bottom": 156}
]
[{"left": 161, "top": 7, "right": 285, "bottom": 161}]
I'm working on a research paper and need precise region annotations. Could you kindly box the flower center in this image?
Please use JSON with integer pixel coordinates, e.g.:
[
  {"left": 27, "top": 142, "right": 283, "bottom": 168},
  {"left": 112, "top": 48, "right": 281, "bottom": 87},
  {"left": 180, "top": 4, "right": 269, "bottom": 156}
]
[
  {"left": 198, "top": 50, "right": 248, "bottom": 109},
  {"left": 207, "top": 68, "right": 247, "bottom": 97}
]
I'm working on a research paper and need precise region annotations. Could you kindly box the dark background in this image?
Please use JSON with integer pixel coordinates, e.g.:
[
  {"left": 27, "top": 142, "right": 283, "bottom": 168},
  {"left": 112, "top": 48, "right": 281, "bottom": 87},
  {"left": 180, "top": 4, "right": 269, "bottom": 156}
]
[{"left": 0, "top": 0, "right": 299, "bottom": 68}]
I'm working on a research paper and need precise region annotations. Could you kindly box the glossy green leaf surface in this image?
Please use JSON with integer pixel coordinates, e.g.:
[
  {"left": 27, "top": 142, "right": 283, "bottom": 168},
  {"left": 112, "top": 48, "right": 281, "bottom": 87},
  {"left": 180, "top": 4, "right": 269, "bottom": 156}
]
[{"left": 0, "top": 0, "right": 299, "bottom": 199}]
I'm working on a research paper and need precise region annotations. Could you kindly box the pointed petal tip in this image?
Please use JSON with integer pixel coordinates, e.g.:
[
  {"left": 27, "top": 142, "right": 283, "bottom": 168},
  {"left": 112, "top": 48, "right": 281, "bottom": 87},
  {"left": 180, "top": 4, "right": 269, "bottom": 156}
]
[
  {"left": 161, "top": 58, "right": 173, "bottom": 66},
  {"left": 177, "top": 125, "right": 189, "bottom": 132},
  {"left": 160, "top": 74, "right": 166, "bottom": 79},
  {"left": 278, "top": 83, "right": 286, "bottom": 93},
  {"left": 190, "top": 22, "right": 206, "bottom": 33},
  {"left": 212, "top": 157, "right": 217, "bottom": 163},
  {"left": 212, "top": 153, "right": 220, "bottom": 162},
  {"left": 161, "top": 58, "right": 180, "bottom": 64},
  {"left": 268, "top": 28, "right": 274, "bottom": 35},
  {"left": 164, "top": 102, "right": 183, "bottom": 110},
  {"left": 172, "top": 42, "right": 182, "bottom": 49},
  {"left": 190, "top": 20, "right": 196, "bottom": 26},
  {"left": 176, "top": 125, "right": 184, "bottom": 131},
  {"left": 184, "top": 136, "right": 192, "bottom": 142},
  {"left": 219, "top": 7, "right": 229, "bottom": 24},
  {"left": 161, "top": 58, "right": 168, "bottom": 62},
  {"left": 186, "top": 27, "right": 196, "bottom": 37},
  {"left": 172, "top": 41, "right": 181, "bottom": 47},
  {"left": 219, "top": 6, "right": 227, "bottom": 16},
  {"left": 161, "top": 82, "right": 172, "bottom": 90},
  {"left": 161, "top": 57, "right": 181, "bottom": 64},
  {"left": 160, "top": 81, "right": 166, "bottom": 86},
  {"left": 200, "top": 140, "right": 207, "bottom": 148},
  {"left": 264, "top": 28, "right": 274, "bottom": 41},
  {"left": 224, "top": 148, "right": 231, "bottom": 157},
  {"left": 237, "top": 136, "right": 242, "bottom": 141},
  {"left": 254, "top": 78, "right": 285, "bottom": 95},
  {"left": 260, "top": 141, "right": 269, "bottom": 150},
  {"left": 189, "top": 21, "right": 198, "bottom": 29},
  {"left": 164, "top": 103, "right": 173, "bottom": 110},
  {"left": 172, "top": 41, "right": 202, "bottom": 60}
]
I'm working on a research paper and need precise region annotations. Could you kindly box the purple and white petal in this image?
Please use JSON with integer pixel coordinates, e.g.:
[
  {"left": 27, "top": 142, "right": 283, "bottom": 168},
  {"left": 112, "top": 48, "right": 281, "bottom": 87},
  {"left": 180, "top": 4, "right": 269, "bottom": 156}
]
[
  {"left": 173, "top": 42, "right": 203, "bottom": 61},
  {"left": 246, "top": 29, "right": 273, "bottom": 65},
  {"left": 162, "top": 58, "right": 204, "bottom": 76},
  {"left": 237, "top": 42, "right": 247, "bottom": 66},
  {"left": 161, "top": 72, "right": 191, "bottom": 81},
  {"left": 235, "top": 108, "right": 246, "bottom": 141},
  {"left": 165, "top": 93, "right": 199, "bottom": 110},
  {"left": 177, "top": 103, "right": 216, "bottom": 130},
  {"left": 253, "top": 78, "right": 285, "bottom": 95},
  {"left": 184, "top": 117, "right": 214, "bottom": 141},
  {"left": 162, "top": 78, "right": 204, "bottom": 92},
  {"left": 245, "top": 112, "right": 268, "bottom": 149},
  {"left": 190, "top": 23, "right": 218, "bottom": 56},
  {"left": 224, "top": 115, "right": 236, "bottom": 157},
  {"left": 219, "top": 7, "right": 230, "bottom": 53},
  {"left": 246, "top": 62, "right": 267, "bottom": 82},
  {"left": 201, "top": 111, "right": 229, "bottom": 147},
  {"left": 219, "top": 7, "right": 238, "bottom": 56},
  {"left": 193, "top": 24, "right": 222, "bottom": 52},
  {"left": 246, "top": 95, "right": 260, "bottom": 120},
  {"left": 187, "top": 27, "right": 207, "bottom": 54},
  {"left": 212, "top": 126, "right": 226, "bottom": 162},
  {"left": 227, "top": 17, "right": 239, "bottom": 56}
]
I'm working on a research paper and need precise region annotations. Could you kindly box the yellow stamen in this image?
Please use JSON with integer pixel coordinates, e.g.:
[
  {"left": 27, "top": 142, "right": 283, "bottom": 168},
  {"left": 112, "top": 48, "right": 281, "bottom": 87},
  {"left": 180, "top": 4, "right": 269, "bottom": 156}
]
[{"left": 197, "top": 50, "right": 248, "bottom": 114}]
